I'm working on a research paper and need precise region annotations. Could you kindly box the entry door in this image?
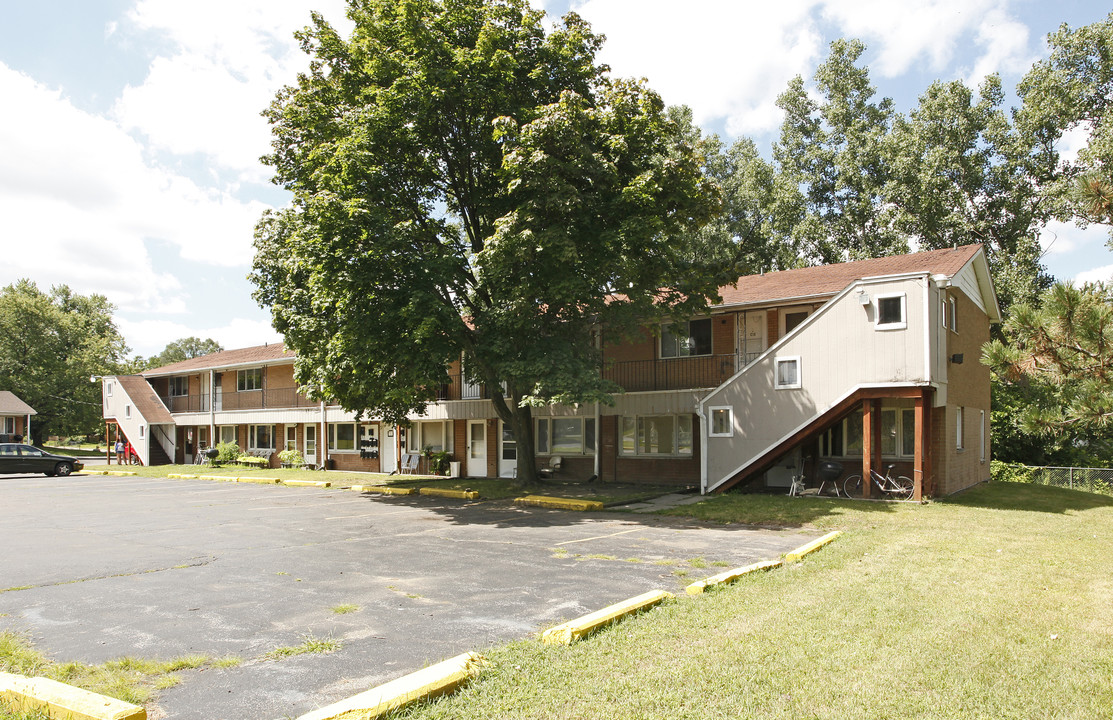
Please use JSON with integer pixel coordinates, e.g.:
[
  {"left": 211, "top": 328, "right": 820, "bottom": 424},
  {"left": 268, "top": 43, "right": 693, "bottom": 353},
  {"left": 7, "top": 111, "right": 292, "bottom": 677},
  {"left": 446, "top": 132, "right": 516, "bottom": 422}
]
[
  {"left": 304, "top": 425, "right": 317, "bottom": 465},
  {"left": 498, "top": 421, "right": 517, "bottom": 478},
  {"left": 467, "top": 420, "right": 487, "bottom": 477},
  {"left": 379, "top": 425, "right": 397, "bottom": 473},
  {"left": 741, "top": 311, "right": 767, "bottom": 366}
]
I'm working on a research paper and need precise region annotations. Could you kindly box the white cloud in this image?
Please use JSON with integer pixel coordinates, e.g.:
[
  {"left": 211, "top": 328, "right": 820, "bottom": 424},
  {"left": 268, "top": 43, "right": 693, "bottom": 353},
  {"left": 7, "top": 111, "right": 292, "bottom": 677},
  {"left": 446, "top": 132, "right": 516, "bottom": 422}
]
[
  {"left": 0, "top": 63, "right": 266, "bottom": 314},
  {"left": 572, "top": 0, "right": 822, "bottom": 136},
  {"left": 118, "top": 315, "right": 282, "bottom": 358},
  {"left": 964, "top": 6, "right": 1034, "bottom": 85},
  {"left": 1075, "top": 264, "right": 1113, "bottom": 285},
  {"left": 115, "top": 0, "right": 351, "bottom": 181}
]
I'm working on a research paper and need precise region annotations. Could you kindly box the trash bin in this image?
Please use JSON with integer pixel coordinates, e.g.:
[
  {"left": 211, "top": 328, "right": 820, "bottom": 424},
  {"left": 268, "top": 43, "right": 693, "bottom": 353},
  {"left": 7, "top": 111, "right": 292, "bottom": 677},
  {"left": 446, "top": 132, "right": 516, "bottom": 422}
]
[{"left": 448, "top": 461, "right": 461, "bottom": 478}]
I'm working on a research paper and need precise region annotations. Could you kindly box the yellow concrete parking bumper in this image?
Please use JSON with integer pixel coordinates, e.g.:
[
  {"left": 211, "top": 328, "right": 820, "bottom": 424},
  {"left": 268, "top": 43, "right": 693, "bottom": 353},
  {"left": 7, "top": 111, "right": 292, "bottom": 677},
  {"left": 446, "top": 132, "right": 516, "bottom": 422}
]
[
  {"left": 685, "top": 559, "right": 783, "bottom": 595},
  {"left": 351, "top": 485, "right": 417, "bottom": 495},
  {"left": 418, "top": 487, "right": 479, "bottom": 500},
  {"left": 514, "top": 495, "right": 603, "bottom": 512},
  {"left": 295, "top": 651, "right": 484, "bottom": 720},
  {"left": 785, "top": 531, "right": 842, "bottom": 561},
  {"left": 0, "top": 671, "right": 146, "bottom": 720},
  {"left": 284, "top": 479, "right": 332, "bottom": 488},
  {"left": 540, "top": 589, "right": 673, "bottom": 645}
]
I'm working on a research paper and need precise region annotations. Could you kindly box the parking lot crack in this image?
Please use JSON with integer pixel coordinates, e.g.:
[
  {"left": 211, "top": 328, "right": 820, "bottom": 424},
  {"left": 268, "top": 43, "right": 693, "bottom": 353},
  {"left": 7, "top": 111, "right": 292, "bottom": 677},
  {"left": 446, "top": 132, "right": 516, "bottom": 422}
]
[{"left": 0, "top": 555, "right": 217, "bottom": 593}]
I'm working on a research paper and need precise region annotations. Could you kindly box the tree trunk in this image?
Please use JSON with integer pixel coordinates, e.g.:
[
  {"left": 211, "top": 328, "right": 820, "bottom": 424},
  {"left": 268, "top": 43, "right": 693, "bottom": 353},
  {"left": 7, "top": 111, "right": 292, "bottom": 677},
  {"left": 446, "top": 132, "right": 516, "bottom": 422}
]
[{"left": 488, "top": 388, "right": 538, "bottom": 488}]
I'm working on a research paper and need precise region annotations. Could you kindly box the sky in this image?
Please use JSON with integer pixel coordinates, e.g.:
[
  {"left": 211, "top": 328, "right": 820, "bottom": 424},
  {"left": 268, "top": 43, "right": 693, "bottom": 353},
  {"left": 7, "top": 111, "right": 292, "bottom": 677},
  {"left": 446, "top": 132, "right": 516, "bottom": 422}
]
[{"left": 0, "top": 0, "right": 1110, "bottom": 358}]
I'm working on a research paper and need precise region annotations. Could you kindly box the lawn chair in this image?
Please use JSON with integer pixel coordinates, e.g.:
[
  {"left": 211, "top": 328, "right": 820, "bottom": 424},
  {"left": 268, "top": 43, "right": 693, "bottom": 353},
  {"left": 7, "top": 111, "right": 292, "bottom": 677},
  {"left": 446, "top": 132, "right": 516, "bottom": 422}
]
[
  {"left": 538, "top": 455, "right": 562, "bottom": 479},
  {"left": 400, "top": 453, "right": 420, "bottom": 474}
]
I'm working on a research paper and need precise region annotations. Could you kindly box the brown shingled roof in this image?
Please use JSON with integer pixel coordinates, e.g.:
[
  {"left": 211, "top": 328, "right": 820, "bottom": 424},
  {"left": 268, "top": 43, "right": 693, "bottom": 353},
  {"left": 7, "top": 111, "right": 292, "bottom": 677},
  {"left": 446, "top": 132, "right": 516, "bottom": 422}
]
[
  {"left": 142, "top": 343, "right": 292, "bottom": 377},
  {"left": 0, "top": 391, "right": 36, "bottom": 416},
  {"left": 116, "top": 376, "right": 175, "bottom": 424},
  {"left": 715, "top": 245, "right": 984, "bottom": 308}
]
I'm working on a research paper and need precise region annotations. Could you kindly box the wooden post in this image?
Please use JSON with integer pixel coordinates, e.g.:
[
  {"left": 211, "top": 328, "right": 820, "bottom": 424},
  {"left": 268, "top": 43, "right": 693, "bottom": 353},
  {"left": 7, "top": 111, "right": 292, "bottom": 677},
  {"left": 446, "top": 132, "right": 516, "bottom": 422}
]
[
  {"left": 862, "top": 400, "right": 873, "bottom": 498},
  {"left": 922, "top": 387, "right": 934, "bottom": 497},
  {"left": 913, "top": 393, "right": 924, "bottom": 501}
]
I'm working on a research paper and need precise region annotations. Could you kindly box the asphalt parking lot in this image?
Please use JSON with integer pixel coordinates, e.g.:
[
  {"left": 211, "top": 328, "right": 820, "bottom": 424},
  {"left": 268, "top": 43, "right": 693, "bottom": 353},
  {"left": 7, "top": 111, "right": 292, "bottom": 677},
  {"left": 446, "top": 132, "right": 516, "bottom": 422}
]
[{"left": 0, "top": 473, "right": 815, "bottom": 720}]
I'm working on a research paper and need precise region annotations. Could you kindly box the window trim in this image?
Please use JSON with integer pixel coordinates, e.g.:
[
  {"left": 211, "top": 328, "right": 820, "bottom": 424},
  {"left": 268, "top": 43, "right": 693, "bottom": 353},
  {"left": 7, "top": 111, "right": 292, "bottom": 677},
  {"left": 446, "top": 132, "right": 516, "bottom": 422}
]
[
  {"left": 979, "top": 409, "right": 986, "bottom": 463},
  {"left": 248, "top": 424, "right": 276, "bottom": 452},
  {"left": 168, "top": 376, "right": 188, "bottom": 397},
  {"left": 775, "top": 356, "right": 801, "bottom": 389},
  {"left": 818, "top": 407, "right": 918, "bottom": 460},
  {"left": 285, "top": 425, "right": 297, "bottom": 452},
  {"left": 956, "top": 406, "right": 965, "bottom": 451},
  {"left": 328, "top": 422, "right": 357, "bottom": 452},
  {"left": 534, "top": 417, "right": 596, "bottom": 456},
  {"left": 659, "top": 318, "right": 713, "bottom": 359},
  {"left": 619, "top": 414, "right": 694, "bottom": 457},
  {"left": 779, "top": 306, "right": 812, "bottom": 337},
  {"left": 237, "top": 367, "right": 263, "bottom": 392},
  {"left": 218, "top": 425, "right": 237, "bottom": 445},
  {"left": 874, "top": 292, "right": 907, "bottom": 331},
  {"left": 708, "top": 406, "right": 734, "bottom": 438}
]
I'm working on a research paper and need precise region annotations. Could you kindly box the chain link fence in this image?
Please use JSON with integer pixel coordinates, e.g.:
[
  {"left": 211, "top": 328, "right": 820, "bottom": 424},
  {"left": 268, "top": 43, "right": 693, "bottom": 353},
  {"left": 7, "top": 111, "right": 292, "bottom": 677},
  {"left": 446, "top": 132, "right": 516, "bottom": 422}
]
[{"left": 992, "top": 461, "right": 1113, "bottom": 496}]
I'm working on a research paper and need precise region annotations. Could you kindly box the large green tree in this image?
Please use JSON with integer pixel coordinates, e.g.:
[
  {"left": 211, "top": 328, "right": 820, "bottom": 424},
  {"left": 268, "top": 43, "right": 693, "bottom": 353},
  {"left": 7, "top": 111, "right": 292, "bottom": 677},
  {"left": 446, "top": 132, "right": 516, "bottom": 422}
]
[
  {"left": 1019, "top": 11, "right": 1113, "bottom": 235},
  {"left": 147, "top": 337, "right": 224, "bottom": 369},
  {"left": 251, "top": 0, "right": 728, "bottom": 484},
  {"left": 982, "top": 282, "right": 1113, "bottom": 464},
  {"left": 0, "top": 280, "right": 131, "bottom": 444}
]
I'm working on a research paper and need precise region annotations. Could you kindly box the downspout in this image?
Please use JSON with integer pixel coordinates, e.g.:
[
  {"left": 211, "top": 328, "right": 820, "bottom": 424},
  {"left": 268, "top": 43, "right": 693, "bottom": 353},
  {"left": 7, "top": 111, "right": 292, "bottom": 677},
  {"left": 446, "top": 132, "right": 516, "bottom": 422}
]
[
  {"left": 695, "top": 400, "right": 708, "bottom": 495},
  {"left": 923, "top": 276, "right": 933, "bottom": 386},
  {"left": 320, "top": 399, "right": 327, "bottom": 469},
  {"left": 593, "top": 401, "right": 601, "bottom": 480},
  {"left": 208, "top": 370, "right": 216, "bottom": 448}
]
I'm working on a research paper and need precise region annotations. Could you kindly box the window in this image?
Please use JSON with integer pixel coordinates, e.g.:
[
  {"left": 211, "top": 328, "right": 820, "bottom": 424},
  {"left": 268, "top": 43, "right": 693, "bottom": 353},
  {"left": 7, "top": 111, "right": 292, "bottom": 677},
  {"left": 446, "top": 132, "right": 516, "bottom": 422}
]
[
  {"left": 139, "top": 426, "right": 145, "bottom": 439},
  {"left": 535, "top": 417, "right": 596, "bottom": 455},
  {"left": 660, "top": 318, "right": 712, "bottom": 358},
  {"left": 2, "top": 417, "right": 13, "bottom": 434},
  {"left": 125, "top": 404, "right": 131, "bottom": 419},
  {"left": 502, "top": 424, "right": 517, "bottom": 461},
  {"left": 783, "top": 309, "right": 810, "bottom": 334},
  {"left": 775, "top": 356, "right": 801, "bottom": 389},
  {"left": 620, "top": 415, "right": 693, "bottom": 456},
  {"left": 169, "top": 377, "right": 188, "bottom": 396},
  {"left": 942, "top": 295, "right": 957, "bottom": 331},
  {"left": 329, "top": 423, "right": 356, "bottom": 451},
  {"left": 818, "top": 407, "right": 918, "bottom": 458},
  {"left": 956, "top": 407, "right": 965, "bottom": 450},
  {"left": 285, "top": 425, "right": 297, "bottom": 451},
  {"left": 709, "top": 407, "right": 733, "bottom": 437},
  {"left": 304, "top": 425, "right": 316, "bottom": 457},
  {"left": 219, "top": 426, "right": 237, "bottom": 445},
  {"left": 949, "top": 297, "right": 958, "bottom": 332},
  {"left": 875, "top": 293, "right": 906, "bottom": 330},
  {"left": 980, "top": 409, "right": 986, "bottom": 463},
  {"left": 408, "top": 421, "right": 450, "bottom": 453},
  {"left": 249, "top": 424, "right": 275, "bottom": 451},
  {"left": 106, "top": 382, "right": 113, "bottom": 397},
  {"left": 237, "top": 368, "right": 262, "bottom": 391}
]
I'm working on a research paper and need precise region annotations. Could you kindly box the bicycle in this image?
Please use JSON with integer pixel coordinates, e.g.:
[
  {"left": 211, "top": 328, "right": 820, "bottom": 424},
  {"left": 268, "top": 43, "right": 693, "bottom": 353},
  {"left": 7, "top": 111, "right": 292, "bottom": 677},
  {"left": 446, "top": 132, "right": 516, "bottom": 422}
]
[{"left": 842, "top": 464, "right": 914, "bottom": 500}]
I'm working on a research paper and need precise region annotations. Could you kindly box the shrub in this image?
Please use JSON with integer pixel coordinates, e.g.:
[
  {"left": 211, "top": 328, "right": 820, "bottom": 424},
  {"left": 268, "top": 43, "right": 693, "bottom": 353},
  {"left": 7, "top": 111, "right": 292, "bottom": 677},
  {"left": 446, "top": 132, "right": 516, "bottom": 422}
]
[
  {"left": 991, "top": 460, "right": 1035, "bottom": 484},
  {"left": 214, "top": 442, "right": 241, "bottom": 465},
  {"left": 278, "top": 449, "right": 304, "bottom": 466},
  {"left": 424, "top": 448, "right": 452, "bottom": 475},
  {"left": 236, "top": 455, "right": 269, "bottom": 467}
]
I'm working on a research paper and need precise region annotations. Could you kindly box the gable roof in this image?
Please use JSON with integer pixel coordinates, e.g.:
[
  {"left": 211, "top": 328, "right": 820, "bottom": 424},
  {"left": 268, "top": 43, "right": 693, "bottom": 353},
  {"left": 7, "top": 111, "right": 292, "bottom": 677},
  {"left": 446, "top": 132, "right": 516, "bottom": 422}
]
[
  {"left": 116, "top": 376, "right": 175, "bottom": 424},
  {"left": 715, "top": 245, "right": 985, "bottom": 308},
  {"left": 0, "top": 391, "right": 36, "bottom": 416},
  {"left": 142, "top": 343, "right": 291, "bottom": 377}
]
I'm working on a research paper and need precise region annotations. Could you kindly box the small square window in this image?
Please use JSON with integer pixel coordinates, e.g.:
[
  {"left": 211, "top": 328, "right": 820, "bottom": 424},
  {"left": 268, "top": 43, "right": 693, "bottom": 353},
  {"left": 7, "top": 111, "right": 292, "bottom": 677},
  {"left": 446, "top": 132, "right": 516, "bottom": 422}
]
[
  {"left": 775, "top": 357, "right": 801, "bottom": 389},
  {"left": 875, "top": 294, "right": 906, "bottom": 330},
  {"left": 709, "top": 407, "right": 733, "bottom": 437}
]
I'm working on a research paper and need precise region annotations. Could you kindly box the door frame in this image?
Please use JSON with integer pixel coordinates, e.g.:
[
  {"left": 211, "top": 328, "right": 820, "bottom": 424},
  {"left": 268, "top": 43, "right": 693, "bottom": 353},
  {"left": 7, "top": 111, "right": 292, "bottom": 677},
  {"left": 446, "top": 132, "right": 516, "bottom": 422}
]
[{"left": 467, "top": 419, "right": 487, "bottom": 477}]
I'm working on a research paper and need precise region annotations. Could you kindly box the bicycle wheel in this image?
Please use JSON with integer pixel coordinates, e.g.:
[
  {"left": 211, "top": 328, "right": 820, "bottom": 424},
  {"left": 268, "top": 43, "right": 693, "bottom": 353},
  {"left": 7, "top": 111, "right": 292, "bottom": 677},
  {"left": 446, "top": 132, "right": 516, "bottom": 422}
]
[
  {"left": 842, "top": 475, "right": 863, "bottom": 498},
  {"left": 894, "top": 475, "right": 914, "bottom": 500}
]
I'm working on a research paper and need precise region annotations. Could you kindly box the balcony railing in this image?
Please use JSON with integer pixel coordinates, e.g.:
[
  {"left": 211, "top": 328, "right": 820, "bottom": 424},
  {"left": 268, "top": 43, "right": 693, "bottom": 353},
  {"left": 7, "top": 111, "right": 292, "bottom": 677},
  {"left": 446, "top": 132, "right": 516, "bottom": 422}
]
[
  {"left": 161, "top": 387, "right": 317, "bottom": 414},
  {"left": 602, "top": 354, "right": 739, "bottom": 392}
]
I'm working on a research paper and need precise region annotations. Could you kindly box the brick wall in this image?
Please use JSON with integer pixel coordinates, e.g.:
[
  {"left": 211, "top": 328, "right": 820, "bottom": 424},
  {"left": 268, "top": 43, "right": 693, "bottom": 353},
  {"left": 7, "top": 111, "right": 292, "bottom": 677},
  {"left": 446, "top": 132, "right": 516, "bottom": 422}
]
[{"left": 937, "top": 289, "right": 992, "bottom": 495}]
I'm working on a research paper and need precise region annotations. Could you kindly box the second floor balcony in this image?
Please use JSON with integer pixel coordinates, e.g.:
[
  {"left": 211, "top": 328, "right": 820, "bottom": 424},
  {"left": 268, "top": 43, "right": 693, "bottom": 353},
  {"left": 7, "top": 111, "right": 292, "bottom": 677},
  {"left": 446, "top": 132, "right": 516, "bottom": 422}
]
[
  {"left": 602, "top": 354, "right": 739, "bottom": 393},
  {"left": 161, "top": 386, "right": 318, "bottom": 414}
]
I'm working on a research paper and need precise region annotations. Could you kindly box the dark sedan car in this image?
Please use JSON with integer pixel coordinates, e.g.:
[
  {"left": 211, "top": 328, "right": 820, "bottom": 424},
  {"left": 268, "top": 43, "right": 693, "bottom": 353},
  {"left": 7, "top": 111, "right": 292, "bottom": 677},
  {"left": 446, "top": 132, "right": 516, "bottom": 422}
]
[{"left": 0, "top": 443, "right": 83, "bottom": 476}]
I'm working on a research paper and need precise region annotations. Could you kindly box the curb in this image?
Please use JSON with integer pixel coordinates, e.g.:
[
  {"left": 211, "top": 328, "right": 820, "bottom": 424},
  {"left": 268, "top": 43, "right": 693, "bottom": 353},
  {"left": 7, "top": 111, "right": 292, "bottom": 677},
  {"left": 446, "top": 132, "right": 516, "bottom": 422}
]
[
  {"left": 540, "top": 589, "right": 673, "bottom": 645},
  {"left": 419, "top": 487, "right": 479, "bottom": 500},
  {"left": 785, "top": 531, "right": 843, "bottom": 562},
  {"left": 351, "top": 485, "right": 417, "bottom": 495},
  {"left": 295, "top": 652, "right": 484, "bottom": 720},
  {"left": 0, "top": 671, "right": 146, "bottom": 720},
  {"left": 284, "top": 479, "right": 332, "bottom": 488},
  {"left": 235, "top": 477, "right": 281, "bottom": 485},
  {"left": 87, "top": 470, "right": 138, "bottom": 476},
  {"left": 685, "top": 559, "right": 783, "bottom": 595},
  {"left": 514, "top": 495, "right": 604, "bottom": 512}
]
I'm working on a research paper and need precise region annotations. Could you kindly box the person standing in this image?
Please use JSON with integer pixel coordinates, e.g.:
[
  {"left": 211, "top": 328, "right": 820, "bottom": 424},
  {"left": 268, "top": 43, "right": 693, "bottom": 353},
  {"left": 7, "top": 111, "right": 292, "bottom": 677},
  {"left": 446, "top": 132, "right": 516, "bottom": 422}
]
[{"left": 114, "top": 438, "right": 125, "bottom": 464}]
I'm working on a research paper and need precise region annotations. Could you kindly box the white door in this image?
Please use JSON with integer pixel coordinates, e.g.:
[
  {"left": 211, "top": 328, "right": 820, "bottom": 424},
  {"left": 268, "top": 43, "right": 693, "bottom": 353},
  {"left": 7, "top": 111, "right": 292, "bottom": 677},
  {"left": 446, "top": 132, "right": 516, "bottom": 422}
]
[
  {"left": 498, "top": 421, "right": 517, "bottom": 478},
  {"left": 379, "top": 424, "right": 397, "bottom": 473},
  {"left": 741, "top": 310, "right": 767, "bottom": 366},
  {"left": 304, "top": 425, "right": 317, "bottom": 465},
  {"left": 467, "top": 420, "right": 487, "bottom": 477}
]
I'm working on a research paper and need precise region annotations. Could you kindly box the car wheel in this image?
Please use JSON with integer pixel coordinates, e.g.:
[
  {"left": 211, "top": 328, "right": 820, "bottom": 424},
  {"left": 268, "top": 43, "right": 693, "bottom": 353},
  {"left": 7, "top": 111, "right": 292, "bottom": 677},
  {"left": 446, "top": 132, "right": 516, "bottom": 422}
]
[{"left": 54, "top": 462, "right": 72, "bottom": 477}]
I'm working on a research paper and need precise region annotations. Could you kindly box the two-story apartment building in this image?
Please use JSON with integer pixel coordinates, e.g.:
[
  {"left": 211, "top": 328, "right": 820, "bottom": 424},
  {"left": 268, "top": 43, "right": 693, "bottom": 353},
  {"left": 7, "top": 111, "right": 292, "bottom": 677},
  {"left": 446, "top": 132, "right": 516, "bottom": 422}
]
[{"left": 100, "top": 244, "right": 997, "bottom": 497}]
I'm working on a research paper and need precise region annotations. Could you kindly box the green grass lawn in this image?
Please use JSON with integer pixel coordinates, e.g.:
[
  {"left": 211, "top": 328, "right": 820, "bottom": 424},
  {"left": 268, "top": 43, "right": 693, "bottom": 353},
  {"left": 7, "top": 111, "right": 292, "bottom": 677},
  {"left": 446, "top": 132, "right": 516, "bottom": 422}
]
[{"left": 387, "top": 482, "right": 1113, "bottom": 720}]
